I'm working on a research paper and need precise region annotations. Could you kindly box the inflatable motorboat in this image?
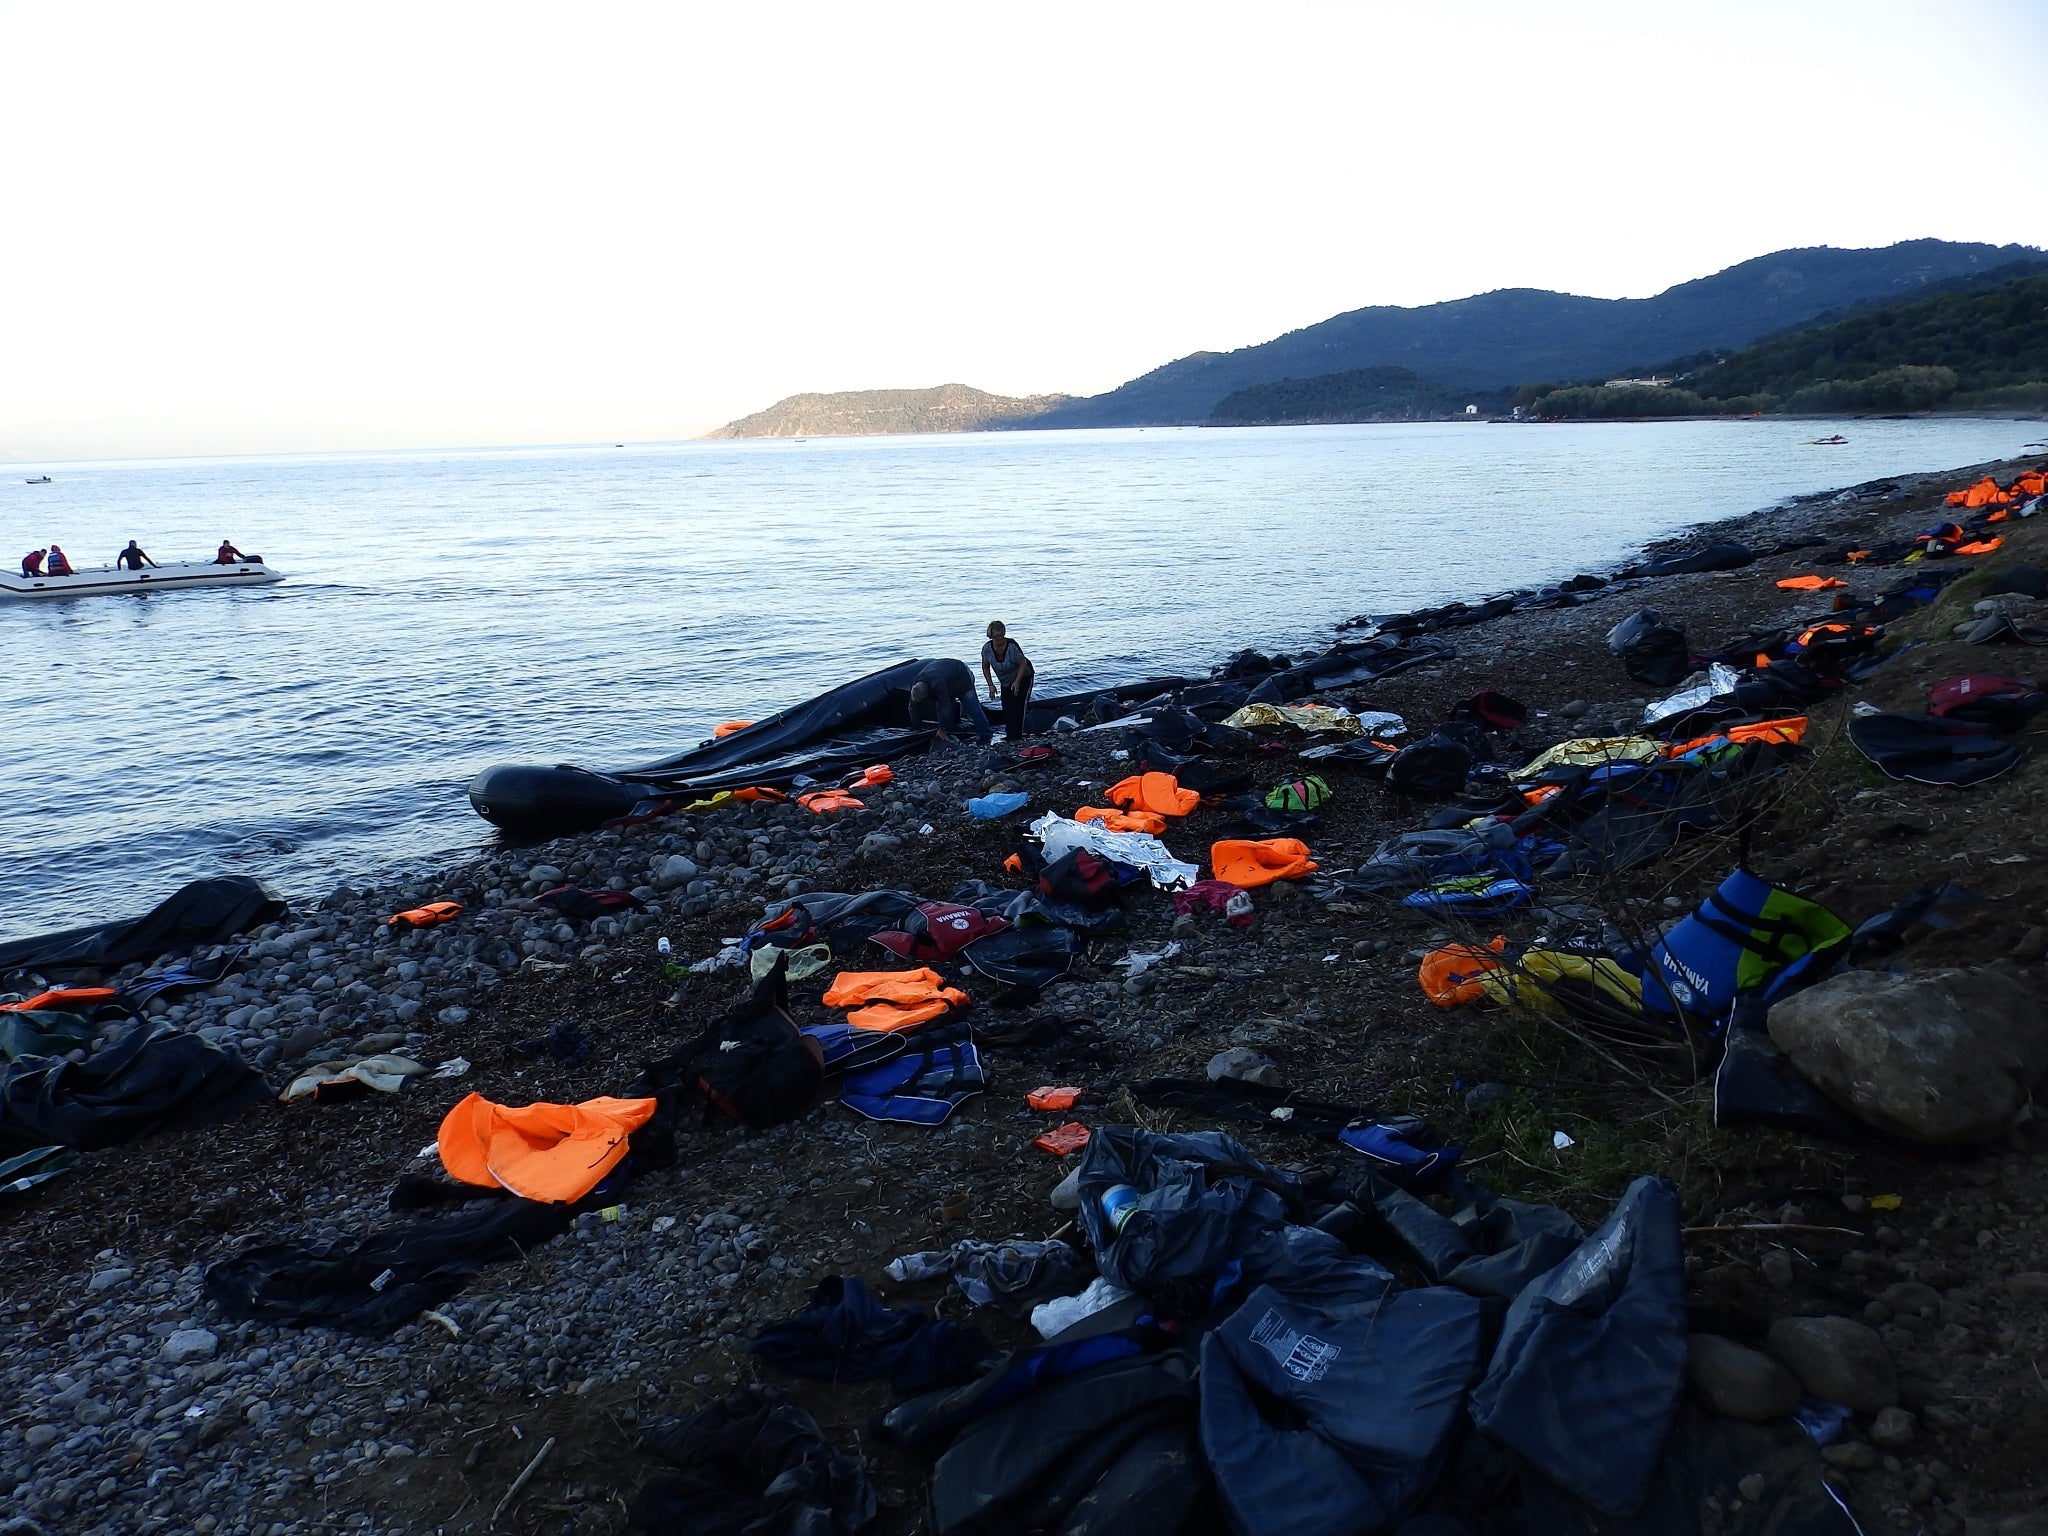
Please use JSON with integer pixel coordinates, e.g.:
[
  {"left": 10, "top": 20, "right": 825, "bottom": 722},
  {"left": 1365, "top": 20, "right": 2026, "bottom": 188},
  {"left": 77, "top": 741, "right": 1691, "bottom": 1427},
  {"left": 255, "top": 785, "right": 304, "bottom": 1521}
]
[
  {"left": 469, "top": 659, "right": 939, "bottom": 837},
  {"left": 0, "top": 557, "right": 286, "bottom": 600}
]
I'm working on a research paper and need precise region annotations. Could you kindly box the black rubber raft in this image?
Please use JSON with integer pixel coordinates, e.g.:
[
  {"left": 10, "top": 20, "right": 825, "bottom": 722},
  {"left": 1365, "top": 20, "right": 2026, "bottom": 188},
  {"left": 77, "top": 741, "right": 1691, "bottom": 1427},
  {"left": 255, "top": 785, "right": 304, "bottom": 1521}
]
[{"left": 468, "top": 638, "right": 1454, "bottom": 838}]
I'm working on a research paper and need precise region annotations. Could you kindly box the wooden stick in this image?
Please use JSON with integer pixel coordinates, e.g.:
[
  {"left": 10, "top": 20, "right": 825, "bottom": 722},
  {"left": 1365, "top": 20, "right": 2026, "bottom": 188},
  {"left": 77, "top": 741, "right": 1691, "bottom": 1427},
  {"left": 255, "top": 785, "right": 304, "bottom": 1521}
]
[{"left": 492, "top": 1435, "right": 555, "bottom": 1525}]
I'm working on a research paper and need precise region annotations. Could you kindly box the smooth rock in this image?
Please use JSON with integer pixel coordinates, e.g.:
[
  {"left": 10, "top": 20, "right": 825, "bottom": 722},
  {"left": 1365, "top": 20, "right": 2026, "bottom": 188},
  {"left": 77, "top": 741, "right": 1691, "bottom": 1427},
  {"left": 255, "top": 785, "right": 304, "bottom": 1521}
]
[
  {"left": 1205, "top": 1047, "right": 1282, "bottom": 1087},
  {"left": 860, "top": 832, "right": 902, "bottom": 856},
  {"left": 1819, "top": 1441, "right": 1877, "bottom": 1470},
  {"left": 528, "top": 864, "right": 565, "bottom": 885},
  {"left": 162, "top": 1328, "right": 219, "bottom": 1365},
  {"left": 1870, "top": 1405, "right": 1917, "bottom": 1449},
  {"left": 1767, "top": 967, "right": 2048, "bottom": 1144},
  {"left": 437, "top": 1006, "right": 471, "bottom": 1026},
  {"left": 353, "top": 1032, "right": 406, "bottom": 1054},
  {"left": 1463, "top": 1081, "right": 1511, "bottom": 1114},
  {"left": 1737, "top": 1473, "right": 1767, "bottom": 1502},
  {"left": 1765, "top": 1316, "right": 1898, "bottom": 1413},
  {"left": 1688, "top": 1333, "right": 1800, "bottom": 1422},
  {"left": 87, "top": 1267, "right": 132, "bottom": 1292},
  {"left": 654, "top": 855, "right": 699, "bottom": 890}
]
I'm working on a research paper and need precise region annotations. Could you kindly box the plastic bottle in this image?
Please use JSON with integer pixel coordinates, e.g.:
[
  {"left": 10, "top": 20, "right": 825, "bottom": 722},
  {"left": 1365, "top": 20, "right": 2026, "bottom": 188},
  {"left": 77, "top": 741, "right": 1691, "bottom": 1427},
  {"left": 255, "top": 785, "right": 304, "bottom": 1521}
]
[{"left": 657, "top": 936, "right": 672, "bottom": 957}]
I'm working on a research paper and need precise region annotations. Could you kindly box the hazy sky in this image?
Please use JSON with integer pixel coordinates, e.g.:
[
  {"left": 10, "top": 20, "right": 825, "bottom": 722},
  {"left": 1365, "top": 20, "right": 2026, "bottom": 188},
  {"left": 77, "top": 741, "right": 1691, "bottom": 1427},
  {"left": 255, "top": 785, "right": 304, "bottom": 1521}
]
[{"left": 4, "top": 0, "right": 2045, "bottom": 460}]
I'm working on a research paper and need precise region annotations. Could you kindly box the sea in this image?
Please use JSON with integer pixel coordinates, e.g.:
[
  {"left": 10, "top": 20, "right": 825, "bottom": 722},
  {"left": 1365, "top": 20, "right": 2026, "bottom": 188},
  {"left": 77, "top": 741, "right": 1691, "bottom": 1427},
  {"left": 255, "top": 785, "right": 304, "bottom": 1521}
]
[{"left": 3, "top": 416, "right": 2040, "bottom": 939}]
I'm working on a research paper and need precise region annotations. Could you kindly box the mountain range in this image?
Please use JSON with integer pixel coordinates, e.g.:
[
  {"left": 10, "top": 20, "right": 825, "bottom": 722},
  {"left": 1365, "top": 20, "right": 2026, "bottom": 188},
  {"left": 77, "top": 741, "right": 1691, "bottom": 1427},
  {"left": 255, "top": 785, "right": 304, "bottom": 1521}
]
[
  {"left": 705, "top": 384, "right": 1068, "bottom": 439},
  {"left": 708, "top": 239, "right": 2044, "bottom": 437}
]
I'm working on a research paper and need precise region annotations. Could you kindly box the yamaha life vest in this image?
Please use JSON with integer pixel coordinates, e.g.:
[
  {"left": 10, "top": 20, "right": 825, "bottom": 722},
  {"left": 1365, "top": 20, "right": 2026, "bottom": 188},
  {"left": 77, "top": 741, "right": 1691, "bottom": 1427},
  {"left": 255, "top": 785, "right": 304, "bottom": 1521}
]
[{"left": 1639, "top": 869, "right": 1848, "bottom": 1036}]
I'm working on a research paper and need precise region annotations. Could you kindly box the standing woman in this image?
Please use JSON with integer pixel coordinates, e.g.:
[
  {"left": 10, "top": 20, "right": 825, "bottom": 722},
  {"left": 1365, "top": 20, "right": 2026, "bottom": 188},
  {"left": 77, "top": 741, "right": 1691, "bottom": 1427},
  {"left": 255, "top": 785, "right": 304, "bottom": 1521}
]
[{"left": 980, "top": 620, "right": 1035, "bottom": 742}]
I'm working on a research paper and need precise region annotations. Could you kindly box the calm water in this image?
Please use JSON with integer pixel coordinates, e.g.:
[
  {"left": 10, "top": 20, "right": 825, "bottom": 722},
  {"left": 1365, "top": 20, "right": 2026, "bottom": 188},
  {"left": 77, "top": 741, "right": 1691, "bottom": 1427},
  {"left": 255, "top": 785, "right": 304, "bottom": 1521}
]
[{"left": 2, "top": 418, "right": 2038, "bottom": 937}]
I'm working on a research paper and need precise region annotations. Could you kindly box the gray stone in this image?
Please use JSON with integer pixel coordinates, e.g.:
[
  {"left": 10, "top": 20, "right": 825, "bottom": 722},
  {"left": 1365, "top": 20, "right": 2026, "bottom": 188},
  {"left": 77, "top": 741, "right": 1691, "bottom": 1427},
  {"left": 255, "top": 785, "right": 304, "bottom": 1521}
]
[
  {"left": 860, "top": 832, "right": 902, "bottom": 856},
  {"left": 87, "top": 1267, "right": 132, "bottom": 1292},
  {"left": 437, "top": 1006, "right": 471, "bottom": 1026},
  {"left": 1767, "top": 967, "right": 2048, "bottom": 1144},
  {"left": 161, "top": 1328, "right": 219, "bottom": 1365},
  {"left": 353, "top": 1032, "right": 406, "bottom": 1054},
  {"left": 1463, "top": 1082, "right": 1511, "bottom": 1114},
  {"left": 1206, "top": 1047, "right": 1282, "bottom": 1088},
  {"left": 654, "top": 854, "right": 699, "bottom": 890},
  {"left": 1819, "top": 1441, "right": 1877, "bottom": 1470},
  {"left": 1688, "top": 1333, "right": 1800, "bottom": 1422},
  {"left": 281, "top": 1021, "right": 327, "bottom": 1059},
  {"left": 528, "top": 864, "right": 565, "bottom": 885},
  {"left": 1765, "top": 1316, "right": 1898, "bottom": 1413},
  {"left": 22, "top": 1423, "right": 59, "bottom": 1450},
  {"left": 1737, "top": 1473, "right": 1767, "bottom": 1502},
  {"left": 1870, "top": 1405, "right": 1917, "bottom": 1449}
]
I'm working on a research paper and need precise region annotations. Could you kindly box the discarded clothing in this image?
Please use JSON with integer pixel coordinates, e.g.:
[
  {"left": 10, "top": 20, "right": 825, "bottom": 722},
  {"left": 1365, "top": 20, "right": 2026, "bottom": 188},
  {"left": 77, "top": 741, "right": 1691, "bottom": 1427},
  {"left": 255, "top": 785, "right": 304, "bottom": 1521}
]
[
  {"left": 747, "top": 890, "right": 924, "bottom": 953},
  {"left": 839, "top": 1020, "right": 983, "bottom": 1125},
  {"left": 281, "top": 1053, "right": 426, "bottom": 1103},
  {"left": 1352, "top": 1171, "right": 1587, "bottom": 1301},
  {"left": 0, "top": 876, "right": 287, "bottom": 978},
  {"left": 539, "top": 886, "right": 647, "bottom": 921},
  {"left": 1478, "top": 949, "right": 1643, "bottom": 1025},
  {"left": 821, "top": 968, "right": 970, "bottom": 1031},
  {"left": 438, "top": 1092, "right": 659, "bottom": 1204},
  {"left": 1030, "top": 1275, "right": 1135, "bottom": 1339},
  {"left": 116, "top": 947, "right": 246, "bottom": 1008},
  {"left": 966, "top": 791, "right": 1030, "bottom": 818},
  {"left": 924, "top": 1350, "right": 1200, "bottom": 1536},
  {"left": 1469, "top": 1175, "right": 1687, "bottom": 1516},
  {"left": 1221, "top": 703, "right": 1364, "bottom": 735},
  {"left": 1383, "top": 734, "right": 1474, "bottom": 796},
  {"left": 958, "top": 926, "right": 1083, "bottom": 994},
  {"left": 1033, "top": 1122, "right": 1091, "bottom": 1155},
  {"left": 1075, "top": 804, "right": 1167, "bottom": 835},
  {"left": 1401, "top": 875, "right": 1533, "bottom": 914},
  {"left": 1847, "top": 710, "right": 2026, "bottom": 787},
  {"left": 0, "top": 1022, "right": 269, "bottom": 1154},
  {"left": 1210, "top": 838, "right": 1317, "bottom": 889},
  {"left": 1203, "top": 1272, "right": 1484, "bottom": 1536},
  {"left": 889, "top": 1237, "right": 1089, "bottom": 1316},
  {"left": 750, "top": 1275, "right": 996, "bottom": 1393},
  {"left": 749, "top": 941, "right": 831, "bottom": 982},
  {"left": 1172, "top": 878, "right": 1255, "bottom": 927},
  {"left": 205, "top": 1194, "right": 575, "bottom": 1332},
  {"left": 1030, "top": 812, "right": 1198, "bottom": 891},
  {"left": 513, "top": 1022, "right": 591, "bottom": 1067},
  {"left": 869, "top": 902, "right": 1007, "bottom": 964},
  {"left": 627, "top": 1387, "right": 878, "bottom": 1536}
]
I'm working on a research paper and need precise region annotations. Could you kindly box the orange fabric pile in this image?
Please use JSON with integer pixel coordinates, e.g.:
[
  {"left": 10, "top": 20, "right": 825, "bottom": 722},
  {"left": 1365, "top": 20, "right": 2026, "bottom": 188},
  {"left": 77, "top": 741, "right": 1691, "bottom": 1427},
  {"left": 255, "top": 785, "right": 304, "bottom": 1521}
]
[
  {"left": 821, "top": 968, "right": 970, "bottom": 1032},
  {"left": 1946, "top": 476, "right": 2011, "bottom": 509},
  {"left": 1076, "top": 805, "right": 1167, "bottom": 835},
  {"left": 1211, "top": 838, "right": 1317, "bottom": 888},
  {"left": 797, "top": 790, "right": 866, "bottom": 813},
  {"left": 1418, "top": 938, "right": 1506, "bottom": 1007},
  {"left": 1107, "top": 772, "right": 1199, "bottom": 818},
  {"left": 438, "top": 1092, "right": 658, "bottom": 1203},
  {"left": 1775, "top": 575, "right": 1848, "bottom": 591}
]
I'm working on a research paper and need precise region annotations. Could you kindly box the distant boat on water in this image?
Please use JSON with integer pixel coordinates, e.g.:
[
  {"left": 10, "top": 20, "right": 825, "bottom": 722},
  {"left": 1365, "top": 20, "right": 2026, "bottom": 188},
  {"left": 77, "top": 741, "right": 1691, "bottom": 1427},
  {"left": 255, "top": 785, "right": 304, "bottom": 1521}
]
[
  {"left": 25, "top": 475, "right": 51, "bottom": 483},
  {"left": 1807, "top": 434, "right": 1848, "bottom": 445}
]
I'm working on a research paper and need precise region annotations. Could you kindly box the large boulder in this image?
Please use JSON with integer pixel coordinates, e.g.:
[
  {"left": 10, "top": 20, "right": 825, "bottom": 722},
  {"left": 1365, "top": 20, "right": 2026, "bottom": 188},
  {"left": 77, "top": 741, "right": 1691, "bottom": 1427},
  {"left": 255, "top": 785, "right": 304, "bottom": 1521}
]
[
  {"left": 1766, "top": 967, "right": 2048, "bottom": 1144},
  {"left": 1765, "top": 1316, "right": 1898, "bottom": 1414},
  {"left": 1687, "top": 1333, "right": 1801, "bottom": 1422}
]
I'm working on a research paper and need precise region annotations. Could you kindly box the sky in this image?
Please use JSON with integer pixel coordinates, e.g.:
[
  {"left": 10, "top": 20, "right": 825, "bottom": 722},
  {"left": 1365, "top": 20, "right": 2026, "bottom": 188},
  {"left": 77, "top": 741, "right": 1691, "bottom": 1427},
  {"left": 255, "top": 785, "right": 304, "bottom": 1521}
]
[{"left": 3, "top": 0, "right": 2046, "bottom": 461}]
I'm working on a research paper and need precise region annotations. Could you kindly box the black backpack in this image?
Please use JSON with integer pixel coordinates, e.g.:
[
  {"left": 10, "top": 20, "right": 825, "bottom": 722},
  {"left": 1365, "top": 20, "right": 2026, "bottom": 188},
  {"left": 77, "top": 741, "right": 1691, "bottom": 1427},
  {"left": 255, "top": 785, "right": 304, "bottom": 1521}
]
[
  {"left": 678, "top": 954, "right": 823, "bottom": 1129},
  {"left": 1622, "top": 624, "right": 1693, "bottom": 687},
  {"left": 1384, "top": 735, "right": 1472, "bottom": 797},
  {"left": 1040, "top": 849, "right": 1121, "bottom": 908}
]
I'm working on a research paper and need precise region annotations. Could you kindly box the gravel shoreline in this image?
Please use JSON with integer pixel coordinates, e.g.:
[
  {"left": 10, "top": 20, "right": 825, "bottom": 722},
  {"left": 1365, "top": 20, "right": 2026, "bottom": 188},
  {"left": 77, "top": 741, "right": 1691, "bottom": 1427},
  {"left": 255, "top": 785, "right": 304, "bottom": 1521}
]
[{"left": 4, "top": 452, "right": 2045, "bottom": 1536}]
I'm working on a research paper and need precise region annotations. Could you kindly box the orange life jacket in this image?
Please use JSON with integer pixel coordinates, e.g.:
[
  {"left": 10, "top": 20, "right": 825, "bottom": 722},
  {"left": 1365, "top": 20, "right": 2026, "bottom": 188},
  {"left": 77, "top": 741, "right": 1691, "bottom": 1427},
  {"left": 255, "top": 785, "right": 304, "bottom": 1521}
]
[
  {"left": 1026, "top": 1086, "right": 1083, "bottom": 1112},
  {"left": 731, "top": 786, "right": 788, "bottom": 803},
  {"left": 1418, "top": 937, "right": 1507, "bottom": 1007},
  {"left": 1210, "top": 837, "right": 1317, "bottom": 889},
  {"left": 1076, "top": 805, "right": 1167, "bottom": 835},
  {"left": 2012, "top": 471, "right": 2047, "bottom": 497},
  {"left": 820, "top": 968, "right": 970, "bottom": 1032},
  {"left": 851, "top": 764, "right": 894, "bottom": 788},
  {"left": 438, "top": 1092, "right": 658, "bottom": 1204},
  {"left": 1107, "top": 772, "right": 1199, "bottom": 818},
  {"left": 1956, "top": 537, "right": 2004, "bottom": 556},
  {"left": 1947, "top": 477, "right": 2007, "bottom": 508},
  {"left": 388, "top": 900, "right": 463, "bottom": 930},
  {"left": 1775, "top": 575, "right": 1847, "bottom": 591},
  {"left": 0, "top": 986, "right": 117, "bottom": 1014},
  {"left": 1663, "top": 715, "right": 1808, "bottom": 757},
  {"left": 796, "top": 790, "right": 865, "bottom": 814}
]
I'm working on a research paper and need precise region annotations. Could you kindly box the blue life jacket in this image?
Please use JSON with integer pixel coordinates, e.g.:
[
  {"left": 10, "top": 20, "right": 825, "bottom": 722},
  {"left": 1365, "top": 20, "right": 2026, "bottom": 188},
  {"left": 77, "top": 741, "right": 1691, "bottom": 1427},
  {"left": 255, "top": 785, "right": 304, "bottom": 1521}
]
[{"left": 1639, "top": 869, "right": 1848, "bottom": 1036}]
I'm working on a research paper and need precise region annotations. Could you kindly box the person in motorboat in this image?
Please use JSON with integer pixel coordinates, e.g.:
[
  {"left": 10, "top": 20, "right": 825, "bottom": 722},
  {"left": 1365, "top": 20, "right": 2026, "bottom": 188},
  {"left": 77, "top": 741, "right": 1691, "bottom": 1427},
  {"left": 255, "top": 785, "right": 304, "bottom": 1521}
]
[
  {"left": 215, "top": 539, "right": 245, "bottom": 565},
  {"left": 20, "top": 549, "right": 45, "bottom": 577},
  {"left": 980, "top": 620, "right": 1036, "bottom": 743},
  {"left": 908, "top": 658, "right": 994, "bottom": 744},
  {"left": 44, "top": 544, "right": 74, "bottom": 576},
  {"left": 116, "top": 540, "right": 159, "bottom": 571}
]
